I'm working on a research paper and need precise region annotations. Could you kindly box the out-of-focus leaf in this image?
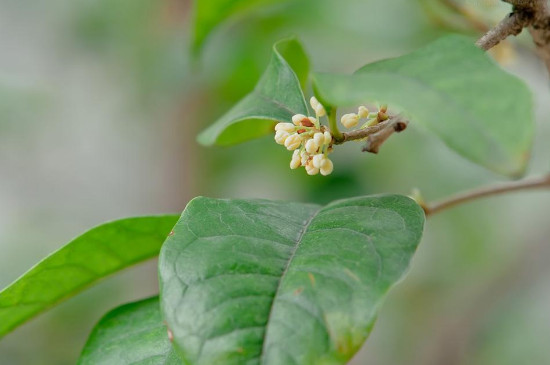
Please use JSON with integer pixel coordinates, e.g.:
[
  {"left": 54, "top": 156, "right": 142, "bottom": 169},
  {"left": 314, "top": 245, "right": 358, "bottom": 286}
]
[
  {"left": 0, "top": 215, "right": 178, "bottom": 339},
  {"left": 159, "top": 195, "right": 424, "bottom": 364},
  {"left": 313, "top": 35, "right": 533, "bottom": 177},
  {"left": 78, "top": 297, "right": 182, "bottom": 365},
  {"left": 197, "top": 38, "right": 309, "bottom": 147},
  {"left": 192, "top": 0, "right": 288, "bottom": 52}
]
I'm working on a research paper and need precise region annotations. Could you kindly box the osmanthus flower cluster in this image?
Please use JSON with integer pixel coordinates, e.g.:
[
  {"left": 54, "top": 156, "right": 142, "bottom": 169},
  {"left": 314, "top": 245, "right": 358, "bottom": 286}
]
[
  {"left": 274, "top": 96, "right": 389, "bottom": 176},
  {"left": 274, "top": 97, "right": 334, "bottom": 176}
]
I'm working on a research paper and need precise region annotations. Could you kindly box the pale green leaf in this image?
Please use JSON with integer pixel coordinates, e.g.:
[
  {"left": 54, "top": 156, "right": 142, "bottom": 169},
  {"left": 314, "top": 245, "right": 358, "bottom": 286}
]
[
  {"left": 192, "top": 0, "right": 287, "bottom": 52},
  {"left": 78, "top": 297, "right": 182, "bottom": 365},
  {"left": 0, "top": 215, "right": 178, "bottom": 339},
  {"left": 159, "top": 195, "right": 424, "bottom": 365},
  {"left": 313, "top": 35, "right": 534, "bottom": 177},
  {"left": 197, "top": 38, "right": 309, "bottom": 146}
]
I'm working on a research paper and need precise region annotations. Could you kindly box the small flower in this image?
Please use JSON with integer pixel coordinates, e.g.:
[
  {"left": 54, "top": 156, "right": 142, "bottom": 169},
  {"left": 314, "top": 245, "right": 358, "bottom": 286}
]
[
  {"left": 323, "top": 131, "right": 332, "bottom": 145},
  {"left": 313, "top": 132, "right": 324, "bottom": 146},
  {"left": 284, "top": 134, "right": 302, "bottom": 150},
  {"left": 320, "top": 158, "right": 334, "bottom": 176},
  {"left": 292, "top": 114, "right": 307, "bottom": 126},
  {"left": 312, "top": 154, "right": 325, "bottom": 169},
  {"left": 275, "top": 122, "right": 295, "bottom": 133},
  {"left": 341, "top": 113, "right": 359, "bottom": 129},
  {"left": 274, "top": 130, "right": 289, "bottom": 145},
  {"left": 305, "top": 138, "right": 319, "bottom": 154},
  {"left": 310, "top": 96, "right": 326, "bottom": 117},
  {"left": 305, "top": 160, "right": 320, "bottom": 175},
  {"left": 290, "top": 150, "right": 301, "bottom": 169},
  {"left": 358, "top": 106, "right": 369, "bottom": 119}
]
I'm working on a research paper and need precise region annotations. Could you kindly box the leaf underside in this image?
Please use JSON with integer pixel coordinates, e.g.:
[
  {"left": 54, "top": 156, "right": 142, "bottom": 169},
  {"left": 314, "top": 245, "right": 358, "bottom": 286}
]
[
  {"left": 197, "top": 37, "right": 310, "bottom": 147},
  {"left": 159, "top": 195, "right": 424, "bottom": 365},
  {"left": 313, "top": 35, "right": 534, "bottom": 177},
  {"left": 0, "top": 215, "right": 178, "bottom": 339}
]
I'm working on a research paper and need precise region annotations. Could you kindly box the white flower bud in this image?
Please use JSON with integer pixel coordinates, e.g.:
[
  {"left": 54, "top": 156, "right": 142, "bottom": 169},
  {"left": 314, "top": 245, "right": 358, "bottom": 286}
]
[
  {"left": 290, "top": 151, "right": 301, "bottom": 169},
  {"left": 310, "top": 96, "right": 320, "bottom": 109},
  {"left": 284, "top": 134, "right": 302, "bottom": 150},
  {"left": 300, "top": 150, "right": 309, "bottom": 165},
  {"left": 358, "top": 106, "right": 369, "bottom": 119},
  {"left": 315, "top": 104, "right": 326, "bottom": 117},
  {"left": 320, "top": 158, "right": 334, "bottom": 176},
  {"left": 305, "top": 138, "right": 319, "bottom": 154},
  {"left": 292, "top": 114, "right": 307, "bottom": 126},
  {"left": 341, "top": 113, "right": 359, "bottom": 129},
  {"left": 275, "top": 122, "right": 295, "bottom": 133},
  {"left": 313, "top": 132, "right": 324, "bottom": 146},
  {"left": 323, "top": 131, "right": 332, "bottom": 145},
  {"left": 312, "top": 154, "right": 325, "bottom": 169},
  {"left": 274, "top": 130, "right": 289, "bottom": 145},
  {"left": 310, "top": 96, "right": 326, "bottom": 117},
  {"left": 305, "top": 161, "right": 320, "bottom": 176}
]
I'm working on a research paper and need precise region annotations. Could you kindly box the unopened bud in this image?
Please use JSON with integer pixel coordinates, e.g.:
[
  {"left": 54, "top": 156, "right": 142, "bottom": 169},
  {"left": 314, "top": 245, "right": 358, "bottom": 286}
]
[
  {"left": 305, "top": 139, "right": 319, "bottom": 154},
  {"left": 320, "top": 158, "right": 334, "bottom": 176},
  {"left": 305, "top": 161, "right": 320, "bottom": 176},
  {"left": 284, "top": 134, "right": 302, "bottom": 150},
  {"left": 290, "top": 151, "right": 301, "bottom": 169},
  {"left": 341, "top": 113, "right": 359, "bottom": 129},
  {"left": 275, "top": 122, "right": 295, "bottom": 133},
  {"left": 313, "top": 132, "right": 324, "bottom": 146},
  {"left": 292, "top": 114, "right": 307, "bottom": 126},
  {"left": 274, "top": 130, "right": 290, "bottom": 145},
  {"left": 358, "top": 106, "right": 369, "bottom": 119},
  {"left": 312, "top": 154, "right": 326, "bottom": 169},
  {"left": 323, "top": 131, "right": 332, "bottom": 145}
]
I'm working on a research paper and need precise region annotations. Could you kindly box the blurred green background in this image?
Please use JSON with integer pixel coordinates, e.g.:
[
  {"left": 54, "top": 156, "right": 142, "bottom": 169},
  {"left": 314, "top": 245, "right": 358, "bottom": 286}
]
[{"left": 1, "top": 0, "right": 550, "bottom": 364}]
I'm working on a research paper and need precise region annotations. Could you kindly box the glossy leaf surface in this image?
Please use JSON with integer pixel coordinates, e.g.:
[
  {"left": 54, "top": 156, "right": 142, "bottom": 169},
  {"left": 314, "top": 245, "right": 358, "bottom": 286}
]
[
  {"left": 79, "top": 297, "right": 182, "bottom": 364},
  {"left": 0, "top": 215, "right": 178, "bottom": 338},
  {"left": 159, "top": 195, "right": 424, "bottom": 364}
]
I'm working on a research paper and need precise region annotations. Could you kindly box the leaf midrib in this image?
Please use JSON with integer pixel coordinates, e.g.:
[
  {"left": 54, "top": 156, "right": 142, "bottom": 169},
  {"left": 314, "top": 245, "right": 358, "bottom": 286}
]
[{"left": 259, "top": 205, "right": 323, "bottom": 364}]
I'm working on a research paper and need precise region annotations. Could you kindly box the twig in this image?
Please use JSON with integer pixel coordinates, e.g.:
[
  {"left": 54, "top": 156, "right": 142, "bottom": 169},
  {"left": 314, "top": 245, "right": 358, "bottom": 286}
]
[
  {"left": 362, "top": 117, "right": 408, "bottom": 154},
  {"left": 476, "top": 0, "right": 550, "bottom": 72},
  {"left": 423, "top": 174, "right": 550, "bottom": 217},
  {"left": 475, "top": 12, "right": 528, "bottom": 50},
  {"left": 334, "top": 114, "right": 409, "bottom": 145}
]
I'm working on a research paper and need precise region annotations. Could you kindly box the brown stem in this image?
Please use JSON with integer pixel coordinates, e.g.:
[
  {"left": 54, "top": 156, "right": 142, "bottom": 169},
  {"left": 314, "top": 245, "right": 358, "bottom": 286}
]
[
  {"left": 476, "top": 0, "right": 550, "bottom": 72},
  {"left": 334, "top": 114, "right": 408, "bottom": 145},
  {"left": 475, "top": 12, "right": 528, "bottom": 50},
  {"left": 362, "top": 117, "right": 408, "bottom": 154},
  {"left": 423, "top": 174, "right": 550, "bottom": 217}
]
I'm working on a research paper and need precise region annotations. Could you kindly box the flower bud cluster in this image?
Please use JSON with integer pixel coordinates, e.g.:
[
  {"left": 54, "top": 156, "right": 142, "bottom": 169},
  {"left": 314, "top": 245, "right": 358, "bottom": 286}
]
[
  {"left": 274, "top": 103, "right": 334, "bottom": 176},
  {"left": 340, "top": 104, "right": 371, "bottom": 129}
]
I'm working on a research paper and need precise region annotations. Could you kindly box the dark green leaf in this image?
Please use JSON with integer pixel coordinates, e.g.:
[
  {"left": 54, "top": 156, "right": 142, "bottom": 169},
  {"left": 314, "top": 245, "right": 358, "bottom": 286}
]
[
  {"left": 0, "top": 215, "right": 178, "bottom": 339},
  {"left": 313, "top": 35, "right": 534, "bottom": 177},
  {"left": 159, "top": 195, "right": 424, "bottom": 364},
  {"left": 78, "top": 297, "right": 182, "bottom": 365},
  {"left": 197, "top": 38, "right": 310, "bottom": 146}
]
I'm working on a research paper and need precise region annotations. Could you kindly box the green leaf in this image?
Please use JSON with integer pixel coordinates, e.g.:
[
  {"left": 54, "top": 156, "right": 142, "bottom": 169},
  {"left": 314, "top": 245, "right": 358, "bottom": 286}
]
[
  {"left": 313, "top": 35, "right": 534, "bottom": 177},
  {"left": 0, "top": 215, "right": 178, "bottom": 339},
  {"left": 78, "top": 297, "right": 182, "bottom": 365},
  {"left": 159, "top": 195, "right": 424, "bottom": 365},
  {"left": 197, "top": 38, "right": 310, "bottom": 146},
  {"left": 192, "top": 0, "right": 288, "bottom": 52}
]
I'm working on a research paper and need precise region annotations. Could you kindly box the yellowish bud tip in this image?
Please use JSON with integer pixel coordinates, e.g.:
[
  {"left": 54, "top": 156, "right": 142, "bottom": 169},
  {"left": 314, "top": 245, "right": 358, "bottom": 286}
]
[
  {"left": 320, "top": 158, "right": 334, "bottom": 176},
  {"left": 292, "top": 114, "right": 307, "bottom": 126},
  {"left": 358, "top": 106, "right": 369, "bottom": 119},
  {"left": 323, "top": 131, "right": 332, "bottom": 145},
  {"left": 284, "top": 134, "right": 302, "bottom": 150},
  {"left": 341, "top": 113, "right": 359, "bottom": 129},
  {"left": 274, "top": 130, "right": 289, "bottom": 145},
  {"left": 275, "top": 122, "right": 295, "bottom": 133},
  {"left": 305, "top": 139, "right": 319, "bottom": 154}
]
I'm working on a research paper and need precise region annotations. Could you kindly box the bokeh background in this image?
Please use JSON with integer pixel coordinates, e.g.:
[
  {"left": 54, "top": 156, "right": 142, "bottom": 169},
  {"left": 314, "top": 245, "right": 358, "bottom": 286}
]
[{"left": 1, "top": 0, "right": 550, "bottom": 364}]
